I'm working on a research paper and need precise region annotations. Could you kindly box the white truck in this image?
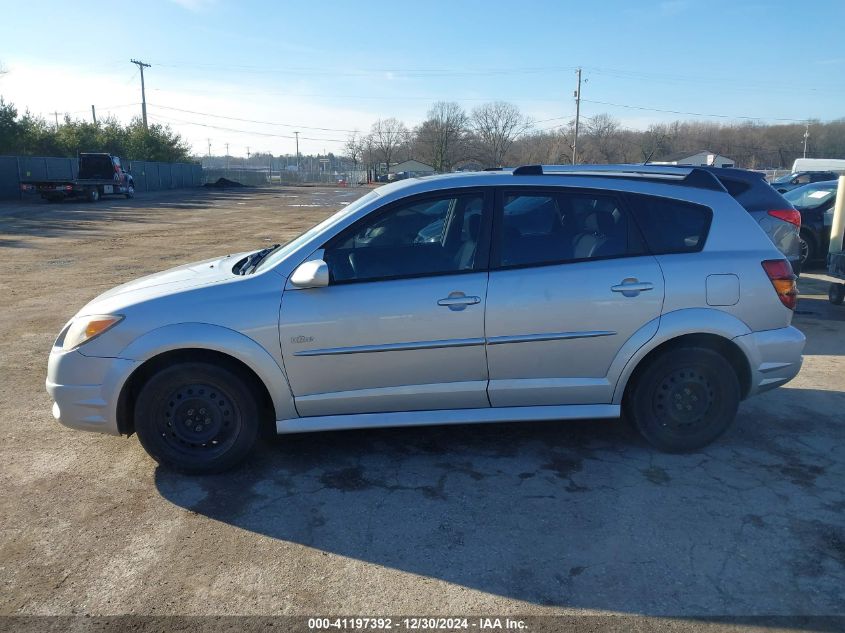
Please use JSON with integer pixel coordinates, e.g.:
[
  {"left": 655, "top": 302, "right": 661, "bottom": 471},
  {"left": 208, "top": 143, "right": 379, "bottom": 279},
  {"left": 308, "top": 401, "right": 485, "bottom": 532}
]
[{"left": 791, "top": 158, "right": 845, "bottom": 174}]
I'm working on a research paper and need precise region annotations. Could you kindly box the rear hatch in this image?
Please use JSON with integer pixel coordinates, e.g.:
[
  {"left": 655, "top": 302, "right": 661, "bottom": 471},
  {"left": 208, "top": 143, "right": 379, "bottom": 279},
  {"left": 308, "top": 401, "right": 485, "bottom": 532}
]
[{"left": 712, "top": 169, "right": 801, "bottom": 268}]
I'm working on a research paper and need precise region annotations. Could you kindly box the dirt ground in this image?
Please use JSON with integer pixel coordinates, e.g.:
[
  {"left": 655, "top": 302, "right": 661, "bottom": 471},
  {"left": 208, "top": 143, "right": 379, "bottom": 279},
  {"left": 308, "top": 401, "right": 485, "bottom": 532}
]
[{"left": 0, "top": 186, "right": 843, "bottom": 628}]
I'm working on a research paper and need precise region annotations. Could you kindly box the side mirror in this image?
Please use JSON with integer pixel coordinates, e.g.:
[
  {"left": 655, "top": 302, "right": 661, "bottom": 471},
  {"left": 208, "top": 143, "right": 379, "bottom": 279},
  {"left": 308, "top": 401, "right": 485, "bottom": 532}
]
[{"left": 290, "top": 259, "right": 329, "bottom": 289}]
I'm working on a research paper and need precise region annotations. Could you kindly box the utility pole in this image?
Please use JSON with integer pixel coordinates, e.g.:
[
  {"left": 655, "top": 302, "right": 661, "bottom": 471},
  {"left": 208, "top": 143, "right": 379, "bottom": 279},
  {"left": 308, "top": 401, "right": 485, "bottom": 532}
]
[
  {"left": 51, "top": 111, "right": 60, "bottom": 131},
  {"left": 91, "top": 105, "right": 97, "bottom": 125},
  {"left": 294, "top": 131, "right": 300, "bottom": 171},
  {"left": 225, "top": 142, "right": 230, "bottom": 170},
  {"left": 572, "top": 67, "right": 582, "bottom": 165},
  {"left": 803, "top": 122, "right": 810, "bottom": 159},
  {"left": 130, "top": 59, "right": 151, "bottom": 130},
  {"left": 207, "top": 139, "right": 212, "bottom": 157},
  {"left": 246, "top": 146, "right": 250, "bottom": 161}
]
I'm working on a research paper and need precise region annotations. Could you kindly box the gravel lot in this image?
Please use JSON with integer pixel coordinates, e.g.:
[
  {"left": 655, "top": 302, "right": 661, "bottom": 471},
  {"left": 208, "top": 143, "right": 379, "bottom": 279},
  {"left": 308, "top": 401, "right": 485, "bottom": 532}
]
[{"left": 0, "top": 187, "right": 843, "bottom": 627}]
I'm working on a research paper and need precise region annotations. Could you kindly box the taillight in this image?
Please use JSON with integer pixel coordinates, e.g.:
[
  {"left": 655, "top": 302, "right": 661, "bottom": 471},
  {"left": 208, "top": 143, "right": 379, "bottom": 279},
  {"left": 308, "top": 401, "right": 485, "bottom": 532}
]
[
  {"left": 762, "top": 259, "right": 798, "bottom": 310},
  {"left": 767, "top": 209, "right": 801, "bottom": 227}
]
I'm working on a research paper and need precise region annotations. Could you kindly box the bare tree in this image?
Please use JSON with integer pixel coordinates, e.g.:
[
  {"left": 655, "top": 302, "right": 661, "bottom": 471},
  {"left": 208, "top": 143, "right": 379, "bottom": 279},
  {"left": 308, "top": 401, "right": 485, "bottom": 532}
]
[
  {"left": 585, "top": 113, "right": 620, "bottom": 162},
  {"left": 369, "top": 117, "right": 408, "bottom": 174},
  {"left": 471, "top": 101, "right": 531, "bottom": 167},
  {"left": 344, "top": 132, "right": 363, "bottom": 169},
  {"left": 415, "top": 101, "right": 469, "bottom": 172}
]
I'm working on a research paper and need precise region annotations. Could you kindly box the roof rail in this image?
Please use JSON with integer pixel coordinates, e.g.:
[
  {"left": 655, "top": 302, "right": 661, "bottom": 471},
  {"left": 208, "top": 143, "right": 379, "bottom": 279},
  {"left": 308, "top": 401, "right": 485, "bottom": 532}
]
[{"left": 511, "top": 164, "right": 725, "bottom": 191}]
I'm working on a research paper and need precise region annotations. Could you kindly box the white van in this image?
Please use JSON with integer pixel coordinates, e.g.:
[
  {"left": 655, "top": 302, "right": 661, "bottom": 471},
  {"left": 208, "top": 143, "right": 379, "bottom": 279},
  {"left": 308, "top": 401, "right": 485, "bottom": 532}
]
[{"left": 791, "top": 158, "right": 845, "bottom": 173}]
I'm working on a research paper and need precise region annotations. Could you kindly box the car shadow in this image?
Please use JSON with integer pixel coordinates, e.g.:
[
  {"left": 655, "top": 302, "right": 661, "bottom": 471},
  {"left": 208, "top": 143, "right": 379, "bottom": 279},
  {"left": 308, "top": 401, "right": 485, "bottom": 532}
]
[{"left": 155, "top": 387, "right": 845, "bottom": 618}]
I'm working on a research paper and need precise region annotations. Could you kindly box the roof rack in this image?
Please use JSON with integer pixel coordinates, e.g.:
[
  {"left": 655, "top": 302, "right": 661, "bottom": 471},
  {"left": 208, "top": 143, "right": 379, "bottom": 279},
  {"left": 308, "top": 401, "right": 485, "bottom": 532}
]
[{"left": 511, "top": 164, "right": 725, "bottom": 192}]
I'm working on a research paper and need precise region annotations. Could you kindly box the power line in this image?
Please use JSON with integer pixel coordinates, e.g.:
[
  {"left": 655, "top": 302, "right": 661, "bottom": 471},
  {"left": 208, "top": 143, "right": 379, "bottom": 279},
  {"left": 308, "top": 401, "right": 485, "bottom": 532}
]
[
  {"left": 147, "top": 103, "right": 359, "bottom": 132},
  {"left": 147, "top": 113, "right": 347, "bottom": 143},
  {"left": 580, "top": 98, "right": 820, "bottom": 123}
]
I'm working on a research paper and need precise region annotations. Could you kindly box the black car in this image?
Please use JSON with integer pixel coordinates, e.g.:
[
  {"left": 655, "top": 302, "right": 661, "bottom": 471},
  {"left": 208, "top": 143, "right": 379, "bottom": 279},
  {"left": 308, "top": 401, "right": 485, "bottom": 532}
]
[
  {"left": 771, "top": 171, "right": 838, "bottom": 193},
  {"left": 783, "top": 180, "right": 839, "bottom": 265}
]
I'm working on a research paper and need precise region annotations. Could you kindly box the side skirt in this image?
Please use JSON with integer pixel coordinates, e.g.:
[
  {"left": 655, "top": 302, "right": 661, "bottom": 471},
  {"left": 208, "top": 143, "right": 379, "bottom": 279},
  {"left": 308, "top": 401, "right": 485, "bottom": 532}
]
[{"left": 276, "top": 404, "right": 620, "bottom": 434}]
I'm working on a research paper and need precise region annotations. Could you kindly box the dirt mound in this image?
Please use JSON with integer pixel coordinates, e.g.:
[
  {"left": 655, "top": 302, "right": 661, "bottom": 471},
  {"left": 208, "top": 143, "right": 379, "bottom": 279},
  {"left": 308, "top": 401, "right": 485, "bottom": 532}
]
[{"left": 203, "top": 177, "right": 245, "bottom": 189}]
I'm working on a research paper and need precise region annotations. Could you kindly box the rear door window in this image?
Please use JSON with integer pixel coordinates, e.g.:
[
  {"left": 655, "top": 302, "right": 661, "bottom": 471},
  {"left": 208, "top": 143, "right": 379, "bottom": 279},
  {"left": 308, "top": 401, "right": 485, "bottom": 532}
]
[
  {"left": 627, "top": 194, "right": 712, "bottom": 254},
  {"left": 496, "top": 190, "right": 645, "bottom": 268}
]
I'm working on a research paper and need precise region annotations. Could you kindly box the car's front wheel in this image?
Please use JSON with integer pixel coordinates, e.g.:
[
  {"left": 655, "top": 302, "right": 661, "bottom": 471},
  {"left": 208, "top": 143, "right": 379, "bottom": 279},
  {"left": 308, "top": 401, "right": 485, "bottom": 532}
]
[
  {"left": 134, "top": 361, "right": 260, "bottom": 473},
  {"left": 626, "top": 347, "right": 740, "bottom": 452}
]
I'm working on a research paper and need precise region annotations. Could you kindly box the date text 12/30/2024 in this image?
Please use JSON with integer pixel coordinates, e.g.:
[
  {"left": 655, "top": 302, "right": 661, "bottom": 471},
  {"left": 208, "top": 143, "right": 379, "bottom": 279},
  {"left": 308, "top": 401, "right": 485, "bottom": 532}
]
[{"left": 308, "top": 618, "right": 528, "bottom": 631}]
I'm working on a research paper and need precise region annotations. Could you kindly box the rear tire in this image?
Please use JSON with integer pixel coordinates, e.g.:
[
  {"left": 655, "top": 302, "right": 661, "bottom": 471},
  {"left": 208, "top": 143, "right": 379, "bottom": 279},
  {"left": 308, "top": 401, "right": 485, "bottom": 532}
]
[
  {"left": 125, "top": 185, "right": 134, "bottom": 199},
  {"left": 87, "top": 187, "right": 100, "bottom": 202},
  {"left": 134, "top": 362, "right": 260, "bottom": 474},
  {"left": 627, "top": 347, "right": 740, "bottom": 452},
  {"left": 799, "top": 230, "right": 815, "bottom": 266},
  {"left": 829, "top": 283, "right": 845, "bottom": 306}
]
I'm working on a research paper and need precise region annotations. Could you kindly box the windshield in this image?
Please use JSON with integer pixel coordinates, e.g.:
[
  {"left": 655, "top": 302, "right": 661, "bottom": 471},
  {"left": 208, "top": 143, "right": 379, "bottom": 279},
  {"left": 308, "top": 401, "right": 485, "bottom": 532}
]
[
  {"left": 784, "top": 181, "right": 838, "bottom": 210},
  {"left": 254, "top": 190, "right": 380, "bottom": 272}
]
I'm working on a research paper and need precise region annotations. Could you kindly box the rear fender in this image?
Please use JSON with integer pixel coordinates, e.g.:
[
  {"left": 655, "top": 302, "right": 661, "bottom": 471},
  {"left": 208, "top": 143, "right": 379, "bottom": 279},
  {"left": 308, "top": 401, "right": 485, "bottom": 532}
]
[{"left": 610, "top": 308, "right": 751, "bottom": 404}]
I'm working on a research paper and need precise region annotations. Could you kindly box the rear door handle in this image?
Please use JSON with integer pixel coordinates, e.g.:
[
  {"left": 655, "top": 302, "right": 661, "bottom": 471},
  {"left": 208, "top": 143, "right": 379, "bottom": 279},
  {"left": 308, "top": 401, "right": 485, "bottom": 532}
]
[
  {"left": 611, "top": 279, "right": 654, "bottom": 297},
  {"left": 438, "top": 292, "right": 481, "bottom": 311}
]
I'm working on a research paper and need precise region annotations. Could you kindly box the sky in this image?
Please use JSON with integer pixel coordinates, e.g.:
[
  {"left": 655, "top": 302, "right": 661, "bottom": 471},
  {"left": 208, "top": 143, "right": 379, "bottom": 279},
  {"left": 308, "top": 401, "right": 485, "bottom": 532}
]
[{"left": 1, "top": 0, "right": 843, "bottom": 157}]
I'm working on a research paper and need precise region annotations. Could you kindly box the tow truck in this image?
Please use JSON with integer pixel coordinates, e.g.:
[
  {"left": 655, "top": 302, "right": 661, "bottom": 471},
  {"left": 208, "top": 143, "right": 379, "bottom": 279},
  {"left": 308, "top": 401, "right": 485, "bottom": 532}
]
[{"left": 23, "top": 153, "right": 135, "bottom": 202}]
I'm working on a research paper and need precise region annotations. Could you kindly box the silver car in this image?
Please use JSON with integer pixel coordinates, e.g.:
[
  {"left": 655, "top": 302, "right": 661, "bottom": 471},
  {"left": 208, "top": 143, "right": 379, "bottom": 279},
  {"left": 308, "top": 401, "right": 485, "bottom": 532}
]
[{"left": 47, "top": 164, "right": 806, "bottom": 473}]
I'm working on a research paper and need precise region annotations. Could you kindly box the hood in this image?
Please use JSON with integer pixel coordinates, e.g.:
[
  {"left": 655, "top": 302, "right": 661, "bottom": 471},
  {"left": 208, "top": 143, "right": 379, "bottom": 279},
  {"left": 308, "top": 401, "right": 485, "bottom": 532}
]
[{"left": 79, "top": 251, "right": 252, "bottom": 314}]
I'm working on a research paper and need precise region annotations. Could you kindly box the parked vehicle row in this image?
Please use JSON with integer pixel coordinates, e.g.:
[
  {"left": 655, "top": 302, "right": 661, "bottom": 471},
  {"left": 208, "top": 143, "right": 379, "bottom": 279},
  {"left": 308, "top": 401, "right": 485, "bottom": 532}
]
[
  {"left": 783, "top": 179, "right": 839, "bottom": 265},
  {"left": 46, "top": 164, "right": 804, "bottom": 473}
]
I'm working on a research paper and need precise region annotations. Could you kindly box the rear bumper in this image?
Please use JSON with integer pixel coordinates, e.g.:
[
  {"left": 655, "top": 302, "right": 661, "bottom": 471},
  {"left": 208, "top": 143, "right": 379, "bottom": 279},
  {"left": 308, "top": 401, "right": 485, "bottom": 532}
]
[
  {"left": 46, "top": 348, "right": 139, "bottom": 435},
  {"left": 733, "top": 326, "right": 805, "bottom": 397}
]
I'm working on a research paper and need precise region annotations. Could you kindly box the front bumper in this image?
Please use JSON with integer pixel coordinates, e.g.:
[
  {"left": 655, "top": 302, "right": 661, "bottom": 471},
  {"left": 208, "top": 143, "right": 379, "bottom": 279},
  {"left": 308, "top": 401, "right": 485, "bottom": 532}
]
[
  {"left": 46, "top": 348, "right": 139, "bottom": 435},
  {"left": 733, "top": 325, "right": 805, "bottom": 397}
]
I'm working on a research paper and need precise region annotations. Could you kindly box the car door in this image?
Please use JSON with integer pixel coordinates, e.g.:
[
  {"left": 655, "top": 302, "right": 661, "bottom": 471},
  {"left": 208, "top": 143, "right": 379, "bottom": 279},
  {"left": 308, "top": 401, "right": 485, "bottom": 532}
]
[
  {"left": 484, "top": 187, "right": 665, "bottom": 407},
  {"left": 279, "top": 189, "right": 493, "bottom": 417}
]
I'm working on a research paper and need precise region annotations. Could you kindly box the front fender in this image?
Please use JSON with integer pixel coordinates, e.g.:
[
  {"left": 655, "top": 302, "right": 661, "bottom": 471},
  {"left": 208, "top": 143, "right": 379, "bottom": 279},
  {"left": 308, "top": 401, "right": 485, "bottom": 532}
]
[
  {"left": 118, "top": 322, "right": 297, "bottom": 421},
  {"left": 610, "top": 308, "right": 752, "bottom": 405}
]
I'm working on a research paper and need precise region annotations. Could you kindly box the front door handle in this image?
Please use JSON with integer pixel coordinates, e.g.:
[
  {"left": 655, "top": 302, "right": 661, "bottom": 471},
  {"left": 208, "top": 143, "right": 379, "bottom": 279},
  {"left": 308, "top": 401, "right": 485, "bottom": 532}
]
[
  {"left": 611, "top": 279, "right": 654, "bottom": 297},
  {"left": 438, "top": 292, "right": 481, "bottom": 311}
]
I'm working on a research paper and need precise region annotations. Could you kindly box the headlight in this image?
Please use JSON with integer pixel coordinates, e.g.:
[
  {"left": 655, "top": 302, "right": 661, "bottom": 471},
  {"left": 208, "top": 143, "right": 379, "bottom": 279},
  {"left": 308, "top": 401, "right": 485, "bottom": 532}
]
[{"left": 61, "top": 315, "right": 123, "bottom": 351}]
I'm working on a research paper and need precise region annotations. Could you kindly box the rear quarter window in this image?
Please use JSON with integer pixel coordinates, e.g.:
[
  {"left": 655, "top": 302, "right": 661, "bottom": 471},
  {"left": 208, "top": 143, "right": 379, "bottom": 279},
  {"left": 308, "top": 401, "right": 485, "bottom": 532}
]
[
  {"left": 627, "top": 194, "right": 713, "bottom": 254},
  {"left": 719, "top": 174, "right": 791, "bottom": 213}
]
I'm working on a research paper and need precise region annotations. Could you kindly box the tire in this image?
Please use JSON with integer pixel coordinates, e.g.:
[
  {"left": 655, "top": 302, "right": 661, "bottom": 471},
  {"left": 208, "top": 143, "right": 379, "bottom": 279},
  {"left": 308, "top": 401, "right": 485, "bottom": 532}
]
[
  {"left": 87, "top": 187, "right": 100, "bottom": 202},
  {"left": 799, "top": 230, "right": 815, "bottom": 266},
  {"left": 829, "top": 283, "right": 845, "bottom": 306},
  {"left": 125, "top": 186, "right": 134, "bottom": 199},
  {"left": 134, "top": 362, "right": 260, "bottom": 474},
  {"left": 626, "top": 347, "right": 740, "bottom": 453}
]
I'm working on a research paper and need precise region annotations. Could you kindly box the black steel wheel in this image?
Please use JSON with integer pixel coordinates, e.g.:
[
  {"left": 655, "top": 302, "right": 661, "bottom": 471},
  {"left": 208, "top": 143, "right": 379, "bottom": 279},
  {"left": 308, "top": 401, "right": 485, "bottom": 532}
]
[
  {"left": 627, "top": 346, "right": 740, "bottom": 452},
  {"left": 134, "top": 361, "right": 260, "bottom": 473},
  {"left": 829, "top": 283, "right": 845, "bottom": 306}
]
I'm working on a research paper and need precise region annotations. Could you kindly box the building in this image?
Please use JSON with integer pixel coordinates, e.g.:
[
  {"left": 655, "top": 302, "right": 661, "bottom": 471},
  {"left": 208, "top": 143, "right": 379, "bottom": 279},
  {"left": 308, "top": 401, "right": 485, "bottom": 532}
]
[
  {"left": 652, "top": 150, "right": 735, "bottom": 168},
  {"left": 389, "top": 160, "right": 436, "bottom": 178}
]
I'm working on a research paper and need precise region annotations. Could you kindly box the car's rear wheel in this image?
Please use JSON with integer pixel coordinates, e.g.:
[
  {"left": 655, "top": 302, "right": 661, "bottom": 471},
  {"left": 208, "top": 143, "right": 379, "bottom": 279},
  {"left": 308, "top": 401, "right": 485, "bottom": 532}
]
[
  {"left": 87, "top": 187, "right": 100, "bottom": 202},
  {"left": 799, "top": 230, "right": 815, "bottom": 266},
  {"left": 134, "top": 362, "right": 259, "bottom": 473},
  {"left": 627, "top": 347, "right": 740, "bottom": 452}
]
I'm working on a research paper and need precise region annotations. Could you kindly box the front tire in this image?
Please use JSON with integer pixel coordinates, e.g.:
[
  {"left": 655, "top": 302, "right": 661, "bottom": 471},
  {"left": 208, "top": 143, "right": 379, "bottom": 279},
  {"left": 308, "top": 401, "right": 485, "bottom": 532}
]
[
  {"left": 627, "top": 347, "right": 740, "bottom": 452},
  {"left": 134, "top": 362, "right": 260, "bottom": 473}
]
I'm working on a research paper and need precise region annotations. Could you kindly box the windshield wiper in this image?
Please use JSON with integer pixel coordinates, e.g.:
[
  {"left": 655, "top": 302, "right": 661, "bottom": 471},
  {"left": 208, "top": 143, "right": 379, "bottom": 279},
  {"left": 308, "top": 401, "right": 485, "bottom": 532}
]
[{"left": 237, "top": 244, "right": 280, "bottom": 275}]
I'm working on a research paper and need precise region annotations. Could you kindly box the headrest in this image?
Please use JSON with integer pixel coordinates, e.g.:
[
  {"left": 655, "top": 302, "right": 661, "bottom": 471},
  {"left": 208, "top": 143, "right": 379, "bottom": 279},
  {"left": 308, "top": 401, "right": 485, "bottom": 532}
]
[{"left": 583, "top": 211, "right": 615, "bottom": 235}]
